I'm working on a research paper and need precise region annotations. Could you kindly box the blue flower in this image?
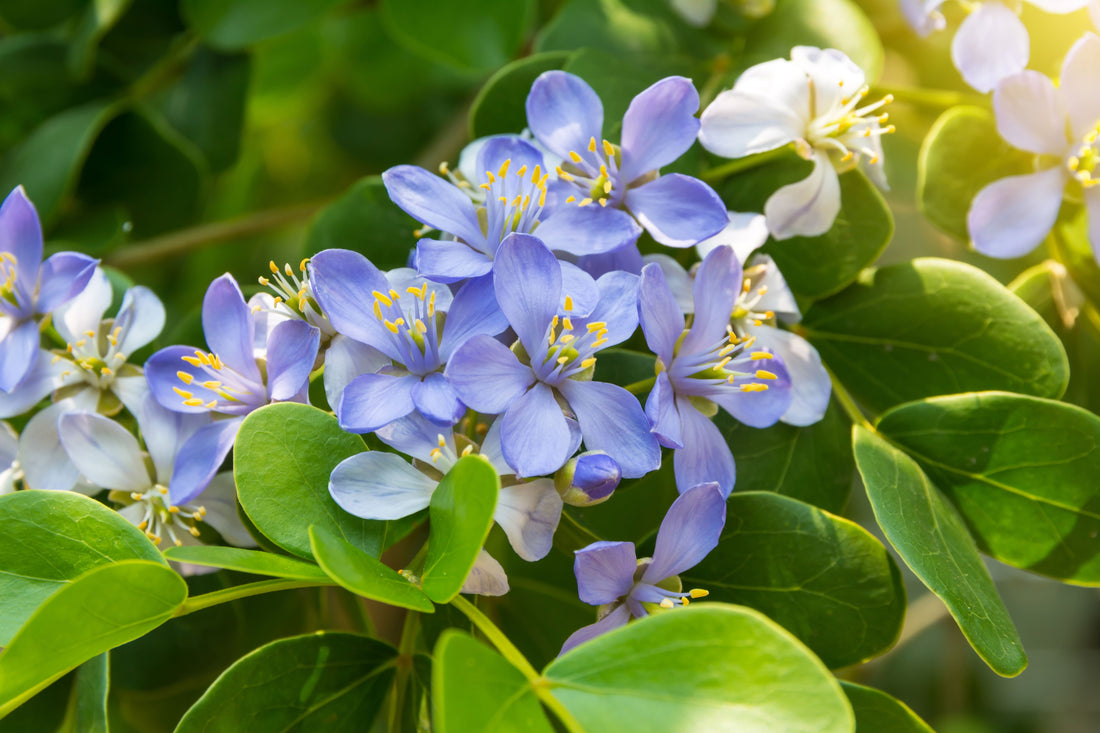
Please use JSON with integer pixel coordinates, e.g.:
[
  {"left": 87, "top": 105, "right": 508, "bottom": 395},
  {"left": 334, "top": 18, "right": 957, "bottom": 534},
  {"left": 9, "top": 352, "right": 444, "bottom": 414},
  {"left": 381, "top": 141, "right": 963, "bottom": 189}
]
[
  {"left": 0, "top": 186, "right": 97, "bottom": 392},
  {"left": 383, "top": 136, "right": 641, "bottom": 282},
  {"left": 145, "top": 273, "right": 320, "bottom": 504},
  {"left": 445, "top": 233, "right": 660, "bottom": 479},
  {"left": 526, "top": 72, "right": 728, "bottom": 247},
  {"left": 561, "top": 482, "right": 726, "bottom": 654},
  {"left": 556, "top": 451, "right": 621, "bottom": 507},
  {"left": 639, "top": 245, "right": 793, "bottom": 496}
]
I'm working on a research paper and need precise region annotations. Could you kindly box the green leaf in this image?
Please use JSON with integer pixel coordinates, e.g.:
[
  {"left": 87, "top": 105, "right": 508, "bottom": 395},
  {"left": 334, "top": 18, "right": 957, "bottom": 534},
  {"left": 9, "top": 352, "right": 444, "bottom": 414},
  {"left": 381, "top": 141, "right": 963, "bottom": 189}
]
[
  {"left": 840, "top": 682, "right": 934, "bottom": 733},
  {"left": 381, "top": 0, "right": 534, "bottom": 74},
  {"left": 741, "top": 0, "right": 884, "bottom": 82},
  {"left": 802, "top": 258, "right": 1069, "bottom": 414},
  {"left": 721, "top": 398, "right": 853, "bottom": 513},
  {"left": 421, "top": 455, "right": 501, "bottom": 603},
  {"left": 432, "top": 631, "right": 555, "bottom": 733},
  {"left": 877, "top": 392, "right": 1100, "bottom": 585},
  {"left": 60, "top": 654, "right": 109, "bottom": 733},
  {"left": 545, "top": 604, "right": 854, "bottom": 732},
  {"left": 686, "top": 492, "right": 905, "bottom": 668},
  {"left": 234, "top": 402, "right": 397, "bottom": 561},
  {"left": 535, "top": 0, "right": 702, "bottom": 58},
  {"left": 162, "top": 545, "right": 331, "bottom": 580},
  {"left": 917, "top": 106, "right": 1031, "bottom": 241},
  {"left": 0, "top": 490, "right": 166, "bottom": 646},
  {"left": 0, "top": 560, "right": 187, "bottom": 717},
  {"left": 175, "top": 632, "right": 397, "bottom": 733},
  {"left": 720, "top": 161, "right": 893, "bottom": 299},
  {"left": 0, "top": 0, "right": 82, "bottom": 29},
  {"left": 0, "top": 100, "right": 118, "bottom": 225},
  {"left": 68, "top": 0, "right": 134, "bottom": 78},
  {"left": 469, "top": 51, "right": 570, "bottom": 138},
  {"left": 309, "top": 525, "right": 435, "bottom": 612},
  {"left": 181, "top": 0, "right": 346, "bottom": 50},
  {"left": 304, "top": 175, "right": 419, "bottom": 271},
  {"left": 852, "top": 425, "right": 1027, "bottom": 676}
]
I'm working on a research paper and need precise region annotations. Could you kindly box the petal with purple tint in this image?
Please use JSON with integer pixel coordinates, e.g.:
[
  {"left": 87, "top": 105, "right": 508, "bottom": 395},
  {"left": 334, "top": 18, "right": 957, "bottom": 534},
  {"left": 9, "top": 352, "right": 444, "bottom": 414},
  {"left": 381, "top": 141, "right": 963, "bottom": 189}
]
[
  {"left": 574, "top": 540, "right": 638, "bottom": 605},
  {"left": 461, "top": 550, "right": 510, "bottom": 596},
  {"left": 376, "top": 413, "right": 455, "bottom": 465},
  {"left": 620, "top": 76, "right": 700, "bottom": 184},
  {"left": 131, "top": 391, "right": 210, "bottom": 485},
  {"left": 534, "top": 205, "right": 643, "bottom": 257},
  {"left": 951, "top": 2, "right": 1028, "bottom": 93},
  {"left": 764, "top": 154, "right": 841, "bottom": 240},
  {"left": 493, "top": 233, "right": 561, "bottom": 356},
  {"left": 526, "top": 71, "right": 604, "bottom": 161},
  {"left": 968, "top": 167, "right": 1066, "bottom": 259},
  {"left": 0, "top": 186, "right": 43, "bottom": 294},
  {"left": 198, "top": 473, "right": 256, "bottom": 547},
  {"left": 414, "top": 239, "right": 495, "bottom": 283},
  {"left": 751, "top": 326, "right": 830, "bottom": 426},
  {"left": 672, "top": 404, "right": 735, "bottom": 497},
  {"left": 202, "top": 275, "right": 261, "bottom": 383},
  {"left": 474, "top": 136, "right": 545, "bottom": 183},
  {"left": 55, "top": 268, "right": 112, "bottom": 343},
  {"left": 329, "top": 451, "right": 436, "bottom": 520},
  {"left": 1060, "top": 31, "right": 1100, "bottom": 141},
  {"left": 559, "top": 603, "right": 632, "bottom": 655},
  {"left": 310, "top": 249, "right": 400, "bottom": 359},
  {"left": 576, "top": 243, "right": 644, "bottom": 279},
  {"left": 146, "top": 345, "right": 215, "bottom": 414},
  {"left": 501, "top": 382, "right": 572, "bottom": 478},
  {"left": 711, "top": 355, "right": 793, "bottom": 428},
  {"left": 495, "top": 479, "right": 563, "bottom": 561},
  {"left": 58, "top": 411, "right": 150, "bottom": 493},
  {"left": 679, "top": 245, "right": 739, "bottom": 357},
  {"left": 0, "top": 347, "right": 76, "bottom": 417},
  {"left": 445, "top": 334, "right": 534, "bottom": 414},
  {"left": 382, "top": 165, "right": 488, "bottom": 251},
  {"left": 646, "top": 372, "right": 684, "bottom": 449},
  {"left": 695, "top": 212, "right": 769, "bottom": 263},
  {"left": 585, "top": 271, "right": 639, "bottom": 347},
  {"left": 265, "top": 319, "right": 320, "bottom": 401},
  {"left": 638, "top": 262, "right": 685, "bottom": 364},
  {"left": 558, "top": 379, "right": 660, "bottom": 478},
  {"left": 35, "top": 252, "right": 98, "bottom": 315},
  {"left": 338, "top": 372, "right": 418, "bottom": 433},
  {"left": 0, "top": 319, "right": 40, "bottom": 393},
  {"left": 438, "top": 274, "right": 509, "bottom": 359},
  {"left": 558, "top": 261, "right": 599, "bottom": 318},
  {"left": 624, "top": 174, "right": 728, "bottom": 247},
  {"left": 643, "top": 482, "right": 726, "bottom": 582},
  {"left": 169, "top": 417, "right": 243, "bottom": 505},
  {"left": 412, "top": 372, "right": 465, "bottom": 426},
  {"left": 992, "top": 71, "right": 1068, "bottom": 156},
  {"left": 323, "top": 335, "right": 390, "bottom": 410},
  {"left": 19, "top": 399, "right": 89, "bottom": 492},
  {"left": 114, "top": 286, "right": 166, "bottom": 355}
]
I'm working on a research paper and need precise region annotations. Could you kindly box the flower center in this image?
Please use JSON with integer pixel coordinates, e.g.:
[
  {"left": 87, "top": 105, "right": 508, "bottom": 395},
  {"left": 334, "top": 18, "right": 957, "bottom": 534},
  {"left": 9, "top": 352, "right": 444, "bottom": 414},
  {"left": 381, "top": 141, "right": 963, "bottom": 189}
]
[
  {"left": 0, "top": 251, "right": 20, "bottom": 310},
  {"left": 116, "top": 485, "right": 206, "bottom": 547},
  {"left": 806, "top": 84, "right": 895, "bottom": 169},
  {"left": 670, "top": 325, "right": 776, "bottom": 395},
  {"left": 1067, "top": 128, "right": 1100, "bottom": 189},
  {"left": 174, "top": 350, "right": 254, "bottom": 410},
  {"left": 557, "top": 137, "right": 623, "bottom": 208},
  {"left": 371, "top": 283, "right": 442, "bottom": 375},
  {"left": 730, "top": 264, "right": 776, "bottom": 332},
  {"left": 478, "top": 158, "right": 549, "bottom": 246},
  {"left": 537, "top": 297, "right": 606, "bottom": 382},
  {"left": 58, "top": 321, "right": 129, "bottom": 389}
]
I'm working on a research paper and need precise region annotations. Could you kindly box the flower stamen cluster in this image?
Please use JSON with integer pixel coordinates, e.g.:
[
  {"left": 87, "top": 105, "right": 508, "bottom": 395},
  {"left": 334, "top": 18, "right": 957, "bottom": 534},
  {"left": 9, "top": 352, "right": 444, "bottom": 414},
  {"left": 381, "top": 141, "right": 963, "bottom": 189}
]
[
  {"left": 558, "top": 136, "right": 623, "bottom": 208},
  {"left": 1067, "top": 128, "right": 1100, "bottom": 189},
  {"left": 478, "top": 157, "right": 549, "bottom": 241},
  {"left": 120, "top": 484, "right": 207, "bottom": 546}
]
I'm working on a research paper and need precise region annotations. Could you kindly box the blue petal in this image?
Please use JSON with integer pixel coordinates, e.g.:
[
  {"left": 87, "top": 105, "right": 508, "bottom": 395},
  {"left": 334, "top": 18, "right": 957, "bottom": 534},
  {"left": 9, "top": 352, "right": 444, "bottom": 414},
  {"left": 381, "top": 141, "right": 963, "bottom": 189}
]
[
  {"left": 752, "top": 325, "right": 830, "bottom": 426},
  {"left": 474, "top": 136, "right": 545, "bottom": 184},
  {"left": 645, "top": 372, "right": 684, "bottom": 449},
  {"left": 559, "top": 261, "right": 599, "bottom": 318},
  {"left": 672, "top": 404, "right": 735, "bottom": 497},
  {"left": 412, "top": 372, "right": 465, "bottom": 426},
  {"left": 169, "top": 417, "right": 243, "bottom": 505},
  {"left": 679, "top": 244, "right": 739, "bottom": 358},
  {"left": 0, "top": 186, "right": 43, "bottom": 294},
  {"left": 638, "top": 262, "right": 685, "bottom": 365},
  {"left": 376, "top": 413, "right": 456, "bottom": 465},
  {"left": 526, "top": 71, "right": 604, "bottom": 161},
  {"left": 575, "top": 243, "right": 644, "bottom": 278},
  {"left": 559, "top": 604, "right": 631, "bottom": 656},
  {"left": 35, "top": 252, "right": 98, "bottom": 314},
  {"left": 445, "top": 334, "right": 534, "bottom": 414},
  {"left": 0, "top": 319, "right": 39, "bottom": 393},
  {"left": 711, "top": 355, "right": 793, "bottom": 428},
  {"left": 310, "top": 249, "right": 401, "bottom": 359},
  {"left": 265, "top": 320, "right": 320, "bottom": 402},
  {"left": 437, "top": 274, "right": 509, "bottom": 360},
  {"left": 382, "top": 165, "right": 488, "bottom": 251},
  {"left": 624, "top": 174, "right": 729, "bottom": 247},
  {"left": 586, "top": 270, "right": 639, "bottom": 348},
  {"left": 619, "top": 76, "right": 701, "bottom": 184},
  {"left": 414, "top": 238, "right": 495, "bottom": 283},
  {"left": 574, "top": 540, "right": 638, "bottom": 605},
  {"left": 534, "top": 205, "right": 643, "bottom": 257},
  {"left": 322, "top": 335, "right": 390, "bottom": 411},
  {"left": 330, "top": 451, "right": 436, "bottom": 520},
  {"left": 642, "top": 481, "right": 726, "bottom": 582},
  {"left": 202, "top": 275, "right": 261, "bottom": 383},
  {"left": 145, "top": 345, "right": 216, "bottom": 415},
  {"left": 557, "top": 379, "right": 660, "bottom": 479},
  {"left": 501, "top": 382, "right": 572, "bottom": 477},
  {"left": 493, "top": 233, "right": 561, "bottom": 357},
  {"left": 338, "top": 372, "right": 418, "bottom": 433}
]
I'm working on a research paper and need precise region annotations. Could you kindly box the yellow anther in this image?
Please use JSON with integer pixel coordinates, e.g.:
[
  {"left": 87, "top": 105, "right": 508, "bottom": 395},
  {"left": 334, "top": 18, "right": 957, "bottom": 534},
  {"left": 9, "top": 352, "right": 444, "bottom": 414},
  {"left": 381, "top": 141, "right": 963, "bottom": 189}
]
[
  {"left": 137, "top": 520, "right": 148, "bottom": 530},
  {"left": 498, "top": 158, "right": 511, "bottom": 178},
  {"left": 372, "top": 290, "right": 393, "bottom": 307},
  {"left": 461, "top": 445, "right": 473, "bottom": 456},
  {"left": 517, "top": 165, "right": 527, "bottom": 178},
  {"left": 564, "top": 295, "right": 574, "bottom": 311},
  {"left": 373, "top": 301, "right": 383, "bottom": 321},
  {"left": 173, "top": 387, "right": 193, "bottom": 399},
  {"left": 565, "top": 195, "right": 576, "bottom": 203},
  {"left": 51, "top": 354, "right": 62, "bottom": 364},
  {"left": 181, "top": 356, "right": 202, "bottom": 367},
  {"left": 580, "top": 358, "right": 597, "bottom": 369},
  {"left": 212, "top": 355, "right": 224, "bottom": 370},
  {"left": 479, "top": 182, "right": 492, "bottom": 190},
  {"left": 603, "top": 139, "right": 615, "bottom": 157},
  {"left": 428, "top": 291, "right": 436, "bottom": 316},
  {"left": 132, "top": 492, "right": 144, "bottom": 501},
  {"left": 407, "top": 286, "right": 422, "bottom": 297},
  {"left": 681, "top": 597, "right": 690, "bottom": 606},
  {"left": 598, "top": 198, "right": 608, "bottom": 207},
  {"left": 205, "top": 400, "right": 217, "bottom": 409},
  {"left": 300, "top": 258, "right": 309, "bottom": 272},
  {"left": 183, "top": 398, "right": 205, "bottom": 406},
  {"left": 284, "top": 264, "right": 293, "bottom": 277},
  {"left": 272, "top": 297, "right": 284, "bottom": 306},
  {"left": 486, "top": 171, "right": 496, "bottom": 183},
  {"left": 557, "top": 355, "right": 569, "bottom": 365},
  {"left": 586, "top": 321, "right": 606, "bottom": 332},
  {"left": 389, "top": 288, "right": 401, "bottom": 301},
  {"left": 557, "top": 167, "right": 574, "bottom": 182},
  {"left": 603, "top": 180, "right": 612, "bottom": 194},
  {"left": 75, "top": 340, "right": 86, "bottom": 348},
  {"left": 659, "top": 598, "right": 675, "bottom": 609},
  {"left": 579, "top": 198, "right": 593, "bottom": 207},
  {"left": 569, "top": 151, "right": 583, "bottom": 164},
  {"left": 599, "top": 164, "right": 608, "bottom": 178},
  {"left": 755, "top": 370, "right": 778, "bottom": 380},
  {"left": 439, "top": 161, "right": 450, "bottom": 175},
  {"left": 189, "top": 526, "right": 201, "bottom": 537},
  {"left": 430, "top": 448, "right": 442, "bottom": 463},
  {"left": 511, "top": 194, "right": 522, "bottom": 207},
  {"left": 438, "top": 434, "right": 447, "bottom": 447},
  {"left": 168, "top": 506, "right": 180, "bottom": 514},
  {"left": 532, "top": 164, "right": 541, "bottom": 181},
  {"left": 100, "top": 367, "right": 113, "bottom": 376},
  {"left": 750, "top": 352, "right": 772, "bottom": 361},
  {"left": 539, "top": 189, "right": 547, "bottom": 207},
  {"left": 84, "top": 330, "right": 96, "bottom": 338},
  {"left": 559, "top": 334, "right": 575, "bottom": 344},
  {"left": 689, "top": 589, "right": 709, "bottom": 598},
  {"left": 588, "top": 137, "right": 597, "bottom": 152},
  {"left": 202, "top": 380, "right": 222, "bottom": 389},
  {"left": 384, "top": 320, "right": 400, "bottom": 334},
  {"left": 415, "top": 319, "right": 427, "bottom": 334},
  {"left": 269, "top": 261, "right": 279, "bottom": 274},
  {"left": 562, "top": 317, "right": 574, "bottom": 331}
]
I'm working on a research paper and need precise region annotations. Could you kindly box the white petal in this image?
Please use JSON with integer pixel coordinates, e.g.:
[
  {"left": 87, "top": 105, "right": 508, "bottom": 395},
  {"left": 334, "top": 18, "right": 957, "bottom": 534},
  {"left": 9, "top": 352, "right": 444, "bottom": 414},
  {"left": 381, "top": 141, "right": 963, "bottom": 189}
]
[
  {"left": 763, "top": 155, "right": 841, "bottom": 239},
  {"left": 640, "top": 254, "right": 695, "bottom": 314},
  {"left": 196, "top": 472, "right": 256, "bottom": 547},
  {"left": 114, "top": 286, "right": 166, "bottom": 355},
  {"left": 1060, "top": 32, "right": 1100, "bottom": 140},
  {"left": 18, "top": 390, "right": 98, "bottom": 491},
  {"left": 1092, "top": 1, "right": 1100, "bottom": 33},
  {"left": 669, "top": 0, "right": 717, "bottom": 25},
  {"left": 733, "top": 58, "right": 811, "bottom": 122},
  {"left": 1025, "top": 0, "right": 1087, "bottom": 12},
  {"left": 968, "top": 167, "right": 1066, "bottom": 259},
  {"left": 323, "top": 335, "right": 390, "bottom": 411},
  {"left": 992, "top": 71, "right": 1068, "bottom": 156},
  {"left": 695, "top": 212, "right": 769, "bottom": 263},
  {"left": 0, "top": 421, "right": 16, "bottom": 467},
  {"left": 952, "top": 3, "right": 1029, "bottom": 93},
  {"left": 700, "top": 60, "right": 808, "bottom": 158},
  {"left": 329, "top": 452, "right": 436, "bottom": 521},
  {"left": 791, "top": 46, "right": 866, "bottom": 117},
  {"left": 55, "top": 268, "right": 111, "bottom": 344},
  {"left": 901, "top": 0, "right": 947, "bottom": 36},
  {"left": 752, "top": 326, "right": 830, "bottom": 426},
  {"left": 460, "top": 550, "right": 509, "bottom": 596},
  {"left": 494, "top": 479, "right": 563, "bottom": 561},
  {"left": 0, "top": 349, "right": 74, "bottom": 419},
  {"left": 747, "top": 254, "right": 800, "bottom": 323},
  {"left": 57, "top": 411, "right": 151, "bottom": 493}
]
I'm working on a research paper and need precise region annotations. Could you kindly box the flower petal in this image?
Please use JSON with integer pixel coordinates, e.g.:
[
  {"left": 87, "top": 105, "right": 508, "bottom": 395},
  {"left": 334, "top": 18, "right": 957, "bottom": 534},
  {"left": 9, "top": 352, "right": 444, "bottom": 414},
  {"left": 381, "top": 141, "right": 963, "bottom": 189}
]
[
  {"left": 35, "top": 252, "right": 98, "bottom": 314},
  {"left": 414, "top": 239, "right": 494, "bottom": 283},
  {"left": 501, "top": 382, "right": 572, "bottom": 478},
  {"left": 145, "top": 345, "right": 215, "bottom": 414},
  {"left": 790, "top": 46, "right": 866, "bottom": 117},
  {"left": 679, "top": 244, "right": 739, "bottom": 357},
  {"left": 202, "top": 275, "right": 260, "bottom": 383},
  {"left": 638, "top": 263, "right": 685, "bottom": 364},
  {"left": 620, "top": 76, "right": 700, "bottom": 184},
  {"left": 1060, "top": 31, "right": 1100, "bottom": 140},
  {"left": 625, "top": 174, "right": 729, "bottom": 247},
  {"left": 310, "top": 248, "right": 400, "bottom": 358},
  {"left": 493, "top": 233, "right": 561, "bottom": 356},
  {"left": 376, "top": 413, "right": 456, "bottom": 465},
  {"left": 382, "top": 165, "right": 487, "bottom": 251},
  {"left": 557, "top": 379, "right": 660, "bottom": 479},
  {"left": 329, "top": 451, "right": 436, "bottom": 520},
  {"left": 58, "top": 411, "right": 150, "bottom": 493},
  {"left": 764, "top": 154, "right": 841, "bottom": 239},
  {"left": 534, "top": 204, "right": 643, "bottom": 257},
  {"left": 198, "top": 472, "right": 256, "bottom": 547},
  {"left": 559, "top": 604, "right": 631, "bottom": 655},
  {"left": 0, "top": 319, "right": 40, "bottom": 394},
  {"left": 323, "top": 334, "right": 390, "bottom": 410},
  {"left": 114, "top": 286, "right": 166, "bottom": 355},
  {"left": 711, "top": 355, "right": 793, "bottom": 428},
  {"left": 445, "top": 334, "right": 535, "bottom": 414},
  {"left": 643, "top": 481, "right": 726, "bottom": 582},
  {"left": 438, "top": 274, "right": 509, "bottom": 359},
  {"left": 0, "top": 186, "right": 43, "bottom": 294},
  {"left": 968, "top": 167, "right": 1066, "bottom": 259},
  {"left": 495, "top": 479, "right": 563, "bottom": 561},
  {"left": 461, "top": 550, "right": 510, "bottom": 597},
  {"left": 1087, "top": 187, "right": 1100, "bottom": 265},
  {"left": 55, "top": 268, "right": 111, "bottom": 342},
  {"left": 751, "top": 326, "right": 830, "bottom": 426},
  {"left": 265, "top": 319, "right": 320, "bottom": 402},
  {"left": 992, "top": 71, "right": 1068, "bottom": 156},
  {"left": 584, "top": 271, "right": 638, "bottom": 347},
  {"left": 951, "top": 2, "right": 1028, "bottom": 93},
  {"left": 646, "top": 372, "right": 684, "bottom": 449},
  {"left": 474, "top": 136, "right": 545, "bottom": 183},
  {"left": 699, "top": 70, "right": 806, "bottom": 157},
  {"left": 169, "top": 417, "right": 242, "bottom": 506},
  {"left": 412, "top": 372, "right": 465, "bottom": 426},
  {"left": 748, "top": 254, "right": 800, "bottom": 323},
  {"left": 672, "top": 404, "right": 735, "bottom": 496},
  {"left": 574, "top": 540, "right": 638, "bottom": 605},
  {"left": 526, "top": 71, "right": 604, "bottom": 161},
  {"left": 695, "top": 212, "right": 769, "bottom": 263},
  {"left": 338, "top": 372, "right": 418, "bottom": 433},
  {"left": 20, "top": 400, "right": 90, "bottom": 491},
  {"left": 132, "top": 391, "right": 210, "bottom": 485}
]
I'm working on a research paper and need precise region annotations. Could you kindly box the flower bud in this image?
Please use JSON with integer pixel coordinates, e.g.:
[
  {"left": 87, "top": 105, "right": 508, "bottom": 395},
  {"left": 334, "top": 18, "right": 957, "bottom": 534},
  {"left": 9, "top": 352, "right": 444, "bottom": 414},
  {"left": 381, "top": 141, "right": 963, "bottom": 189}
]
[{"left": 555, "top": 451, "right": 621, "bottom": 507}]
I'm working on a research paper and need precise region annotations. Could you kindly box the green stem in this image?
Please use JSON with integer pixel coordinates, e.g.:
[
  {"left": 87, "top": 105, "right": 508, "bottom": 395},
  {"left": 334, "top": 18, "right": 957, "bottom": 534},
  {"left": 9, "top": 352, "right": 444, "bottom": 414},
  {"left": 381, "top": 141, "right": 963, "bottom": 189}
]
[
  {"left": 826, "top": 365, "right": 874, "bottom": 432},
  {"left": 388, "top": 610, "right": 421, "bottom": 732},
  {"left": 126, "top": 34, "right": 200, "bottom": 102},
  {"left": 450, "top": 596, "right": 585, "bottom": 733},
  {"left": 623, "top": 376, "right": 656, "bottom": 395},
  {"left": 699, "top": 147, "right": 790, "bottom": 184},
  {"left": 871, "top": 84, "right": 988, "bottom": 111},
  {"left": 173, "top": 578, "right": 335, "bottom": 618}
]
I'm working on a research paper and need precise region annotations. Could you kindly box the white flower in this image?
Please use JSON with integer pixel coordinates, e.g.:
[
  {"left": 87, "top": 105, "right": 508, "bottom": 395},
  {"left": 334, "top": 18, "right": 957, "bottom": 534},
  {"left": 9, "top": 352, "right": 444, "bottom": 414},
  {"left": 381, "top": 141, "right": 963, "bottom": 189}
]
[
  {"left": 699, "top": 47, "right": 893, "bottom": 240},
  {"left": 0, "top": 421, "right": 20, "bottom": 494},
  {"left": 967, "top": 33, "right": 1100, "bottom": 261}
]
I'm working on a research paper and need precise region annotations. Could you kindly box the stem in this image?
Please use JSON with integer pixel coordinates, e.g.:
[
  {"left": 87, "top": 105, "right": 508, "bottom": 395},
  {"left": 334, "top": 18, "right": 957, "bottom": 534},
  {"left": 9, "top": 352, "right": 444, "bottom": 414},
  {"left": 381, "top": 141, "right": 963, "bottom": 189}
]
[
  {"left": 827, "top": 365, "right": 874, "bottom": 432},
  {"left": 173, "top": 578, "right": 335, "bottom": 618},
  {"left": 871, "top": 84, "right": 988, "bottom": 111},
  {"left": 699, "top": 147, "right": 790, "bottom": 184},
  {"left": 388, "top": 610, "right": 421, "bottom": 732},
  {"left": 623, "top": 376, "right": 656, "bottom": 395}
]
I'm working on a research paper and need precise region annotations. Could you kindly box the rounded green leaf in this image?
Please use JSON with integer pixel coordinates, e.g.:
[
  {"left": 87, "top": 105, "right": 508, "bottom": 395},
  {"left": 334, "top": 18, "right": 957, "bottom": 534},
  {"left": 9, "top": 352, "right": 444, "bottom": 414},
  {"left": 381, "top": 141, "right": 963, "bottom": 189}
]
[
  {"left": 0, "top": 490, "right": 166, "bottom": 646},
  {"left": 180, "top": 0, "right": 346, "bottom": 50},
  {"left": 469, "top": 51, "right": 570, "bottom": 139},
  {"left": 877, "top": 392, "right": 1100, "bottom": 585},
  {"left": 381, "top": 0, "right": 534, "bottom": 74},
  {"left": 0, "top": 560, "right": 187, "bottom": 717},
  {"left": 433, "top": 631, "right": 555, "bottom": 733},
  {"left": 175, "top": 632, "right": 397, "bottom": 733},
  {"left": 309, "top": 525, "right": 434, "bottom": 612},
  {"left": 917, "top": 106, "right": 1031, "bottom": 241},
  {"left": 421, "top": 455, "right": 501, "bottom": 603},
  {"left": 840, "top": 682, "right": 934, "bottom": 733},
  {"left": 685, "top": 492, "right": 905, "bottom": 668},
  {"left": 853, "top": 425, "right": 1027, "bottom": 677},
  {"left": 802, "top": 258, "right": 1069, "bottom": 414},
  {"left": 162, "top": 546, "right": 330, "bottom": 581},
  {"left": 234, "top": 402, "right": 395, "bottom": 561},
  {"left": 545, "top": 603, "right": 854, "bottom": 732},
  {"left": 305, "top": 175, "right": 419, "bottom": 271}
]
